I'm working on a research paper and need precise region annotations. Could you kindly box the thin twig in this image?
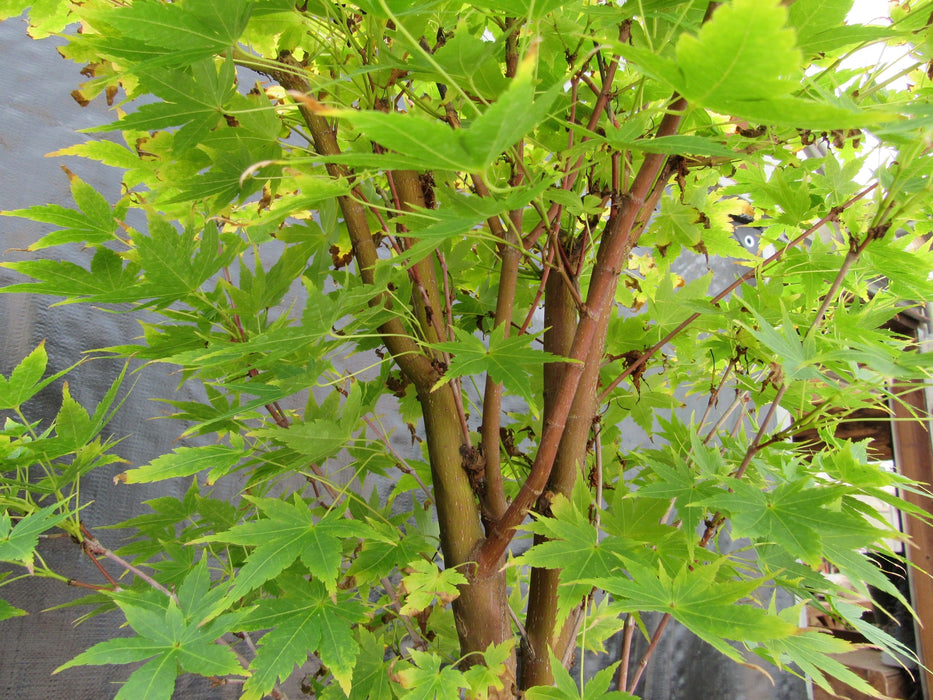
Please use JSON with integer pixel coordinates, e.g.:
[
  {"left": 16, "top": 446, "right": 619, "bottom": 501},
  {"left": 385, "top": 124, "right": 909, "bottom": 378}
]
[
  {"left": 509, "top": 604, "right": 533, "bottom": 659},
  {"left": 67, "top": 579, "right": 112, "bottom": 591},
  {"left": 626, "top": 613, "right": 671, "bottom": 694},
  {"left": 519, "top": 245, "right": 556, "bottom": 334},
  {"left": 81, "top": 540, "right": 120, "bottom": 589},
  {"left": 560, "top": 602, "right": 588, "bottom": 670},
  {"left": 221, "top": 266, "right": 291, "bottom": 429},
  {"left": 592, "top": 420, "right": 603, "bottom": 531},
  {"left": 733, "top": 385, "right": 788, "bottom": 480},
  {"left": 363, "top": 416, "right": 432, "bottom": 499},
  {"left": 549, "top": 228, "right": 587, "bottom": 311},
  {"left": 221, "top": 635, "right": 254, "bottom": 670},
  {"left": 616, "top": 613, "right": 635, "bottom": 692},
  {"left": 702, "top": 391, "right": 747, "bottom": 445},
  {"left": 381, "top": 576, "right": 430, "bottom": 650},
  {"left": 80, "top": 523, "right": 176, "bottom": 602},
  {"left": 698, "top": 358, "right": 737, "bottom": 430}
]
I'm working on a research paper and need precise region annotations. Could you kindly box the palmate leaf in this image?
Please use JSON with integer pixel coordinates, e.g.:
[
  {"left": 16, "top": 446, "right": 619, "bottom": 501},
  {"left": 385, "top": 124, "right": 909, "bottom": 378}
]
[
  {"left": 740, "top": 305, "right": 822, "bottom": 383},
  {"left": 0, "top": 247, "right": 141, "bottom": 304},
  {"left": 0, "top": 342, "right": 74, "bottom": 411},
  {"left": 591, "top": 559, "right": 797, "bottom": 664},
  {"left": 424, "top": 32, "right": 508, "bottom": 99},
  {"left": 394, "top": 177, "right": 553, "bottom": 262},
  {"left": 343, "top": 629, "right": 396, "bottom": 700},
  {"left": 638, "top": 458, "right": 720, "bottom": 537},
  {"left": 54, "top": 382, "right": 94, "bottom": 452},
  {"left": 239, "top": 579, "right": 367, "bottom": 699},
  {"left": 345, "top": 519, "right": 433, "bottom": 585},
  {"left": 116, "top": 444, "right": 246, "bottom": 484},
  {"left": 131, "top": 59, "right": 237, "bottom": 152},
  {"left": 431, "top": 326, "right": 573, "bottom": 416},
  {"left": 3, "top": 215, "right": 240, "bottom": 306},
  {"left": 789, "top": 0, "right": 902, "bottom": 55},
  {"left": 461, "top": 641, "right": 514, "bottom": 700},
  {"left": 756, "top": 627, "right": 887, "bottom": 699},
  {"left": 0, "top": 503, "right": 70, "bottom": 568},
  {"left": 1, "top": 168, "right": 118, "bottom": 250},
  {"left": 132, "top": 216, "right": 240, "bottom": 301},
  {"left": 520, "top": 485, "right": 632, "bottom": 621},
  {"left": 80, "top": 0, "right": 251, "bottom": 67},
  {"left": 676, "top": 0, "right": 802, "bottom": 104},
  {"left": 195, "top": 497, "right": 370, "bottom": 599},
  {"left": 396, "top": 650, "right": 468, "bottom": 700},
  {"left": 0, "top": 598, "right": 27, "bottom": 622},
  {"left": 252, "top": 381, "right": 366, "bottom": 463},
  {"left": 787, "top": 0, "right": 852, "bottom": 51},
  {"left": 398, "top": 558, "right": 467, "bottom": 615},
  {"left": 707, "top": 479, "right": 854, "bottom": 568},
  {"left": 0, "top": 0, "right": 71, "bottom": 38},
  {"left": 618, "top": 0, "right": 890, "bottom": 128},
  {"left": 55, "top": 560, "right": 244, "bottom": 700},
  {"left": 526, "top": 653, "right": 635, "bottom": 700},
  {"left": 322, "top": 54, "right": 559, "bottom": 173}
]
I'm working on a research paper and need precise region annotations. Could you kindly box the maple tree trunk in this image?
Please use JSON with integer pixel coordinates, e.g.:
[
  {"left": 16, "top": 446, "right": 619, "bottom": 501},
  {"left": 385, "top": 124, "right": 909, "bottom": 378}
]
[
  {"left": 522, "top": 250, "right": 608, "bottom": 689},
  {"left": 418, "top": 387, "right": 516, "bottom": 692}
]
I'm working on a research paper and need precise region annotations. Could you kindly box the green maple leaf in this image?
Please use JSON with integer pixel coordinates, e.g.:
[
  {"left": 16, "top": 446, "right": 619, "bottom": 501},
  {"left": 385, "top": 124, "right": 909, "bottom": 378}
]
[
  {"left": 639, "top": 458, "right": 720, "bottom": 537},
  {"left": 195, "top": 497, "right": 370, "bottom": 599},
  {"left": 526, "top": 651, "right": 634, "bottom": 699},
  {"left": 619, "top": 0, "right": 889, "bottom": 128},
  {"left": 431, "top": 325, "right": 573, "bottom": 416},
  {"left": 591, "top": 560, "right": 796, "bottom": 663},
  {"left": 649, "top": 197, "right": 701, "bottom": 247},
  {"left": 55, "top": 560, "right": 244, "bottom": 700},
  {"left": 324, "top": 55, "right": 559, "bottom": 173},
  {"left": 708, "top": 479, "right": 848, "bottom": 567},
  {"left": 6, "top": 211, "right": 207, "bottom": 307},
  {"left": 396, "top": 650, "right": 468, "bottom": 700},
  {"left": 0, "top": 246, "right": 143, "bottom": 304},
  {"left": 646, "top": 271, "right": 715, "bottom": 341},
  {"left": 520, "top": 488, "right": 627, "bottom": 622},
  {"left": 602, "top": 492, "right": 682, "bottom": 547},
  {"left": 0, "top": 598, "right": 27, "bottom": 622},
  {"left": 81, "top": 0, "right": 251, "bottom": 68},
  {"left": 676, "top": 0, "right": 801, "bottom": 105},
  {"left": 461, "top": 641, "right": 514, "bottom": 700},
  {"left": 2, "top": 169, "right": 118, "bottom": 250},
  {"left": 0, "top": 0, "right": 73, "bottom": 38},
  {"left": 252, "top": 380, "right": 366, "bottom": 463},
  {"left": 346, "top": 518, "right": 433, "bottom": 585},
  {"left": 0, "top": 342, "right": 73, "bottom": 410},
  {"left": 399, "top": 559, "right": 467, "bottom": 616},
  {"left": 343, "top": 629, "right": 397, "bottom": 699},
  {"left": 425, "top": 32, "right": 508, "bottom": 99},
  {"left": 239, "top": 578, "right": 366, "bottom": 699},
  {"left": 757, "top": 628, "right": 887, "bottom": 699},
  {"left": 132, "top": 216, "right": 240, "bottom": 303},
  {"left": 0, "top": 504, "right": 70, "bottom": 568},
  {"left": 116, "top": 444, "right": 245, "bottom": 485}
]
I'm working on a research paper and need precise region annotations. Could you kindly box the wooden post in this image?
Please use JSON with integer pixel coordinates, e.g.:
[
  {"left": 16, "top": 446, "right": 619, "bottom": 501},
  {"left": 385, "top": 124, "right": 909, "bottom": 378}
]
[{"left": 891, "top": 378, "right": 933, "bottom": 700}]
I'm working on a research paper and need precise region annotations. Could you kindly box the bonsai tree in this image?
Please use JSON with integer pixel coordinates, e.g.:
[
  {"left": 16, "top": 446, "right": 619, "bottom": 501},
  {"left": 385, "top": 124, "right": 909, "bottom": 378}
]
[{"left": 1, "top": 0, "right": 932, "bottom": 697}]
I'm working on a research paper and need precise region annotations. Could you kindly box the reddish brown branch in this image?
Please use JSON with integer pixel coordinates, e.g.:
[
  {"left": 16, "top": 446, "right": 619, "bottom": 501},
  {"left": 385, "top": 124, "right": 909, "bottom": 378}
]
[
  {"left": 80, "top": 522, "right": 175, "bottom": 600},
  {"left": 478, "top": 98, "right": 689, "bottom": 576},
  {"left": 616, "top": 613, "right": 636, "bottom": 691},
  {"left": 626, "top": 613, "right": 671, "bottom": 694}
]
